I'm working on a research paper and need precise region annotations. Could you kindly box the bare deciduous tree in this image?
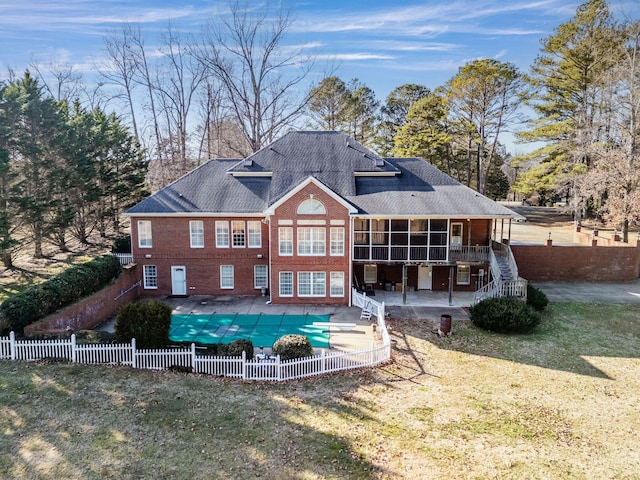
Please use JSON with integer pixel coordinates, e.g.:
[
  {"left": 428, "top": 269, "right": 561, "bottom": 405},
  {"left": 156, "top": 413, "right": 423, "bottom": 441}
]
[
  {"left": 100, "top": 25, "right": 140, "bottom": 140},
  {"left": 196, "top": 0, "right": 313, "bottom": 153}
]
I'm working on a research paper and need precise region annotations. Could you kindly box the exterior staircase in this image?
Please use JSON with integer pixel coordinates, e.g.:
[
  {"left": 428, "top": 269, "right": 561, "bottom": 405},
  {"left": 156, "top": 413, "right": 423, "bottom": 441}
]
[{"left": 472, "top": 241, "right": 527, "bottom": 305}]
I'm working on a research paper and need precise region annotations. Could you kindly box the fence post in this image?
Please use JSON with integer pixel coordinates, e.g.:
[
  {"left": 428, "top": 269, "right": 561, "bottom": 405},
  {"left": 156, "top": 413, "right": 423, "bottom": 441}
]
[
  {"left": 10, "top": 331, "right": 16, "bottom": 361},
  {"left": 131, "top": 338, "right": 137, "bottom": 369},
  {"left": 276, "top": 355, "right": 281, "bottom": 381},
  {"left": 241, "top": 350, "right": 246, "bottom": 380},
  {"left": 322, "top": 349, "right": 326, "bottom": 374},
  {"left": 71, "top": 334, "right": 77, "bottom": 363},
  {"left": 191, "top": 343, "right": 196, "bottom": 373}
]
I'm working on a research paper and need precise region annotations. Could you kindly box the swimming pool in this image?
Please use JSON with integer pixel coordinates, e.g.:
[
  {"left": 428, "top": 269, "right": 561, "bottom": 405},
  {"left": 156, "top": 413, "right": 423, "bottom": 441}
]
[{"left": 169, "top": 313, "right": 330, "bottom": 348}]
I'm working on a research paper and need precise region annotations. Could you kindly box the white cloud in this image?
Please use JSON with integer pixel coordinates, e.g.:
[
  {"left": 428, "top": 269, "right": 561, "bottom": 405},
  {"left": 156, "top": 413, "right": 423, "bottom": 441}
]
[
  {"left": 292, "top": 0, "right": 563, "bottom": 37},
  {"left": 316, "top": 53, "right": 395, "bottom": 62}
]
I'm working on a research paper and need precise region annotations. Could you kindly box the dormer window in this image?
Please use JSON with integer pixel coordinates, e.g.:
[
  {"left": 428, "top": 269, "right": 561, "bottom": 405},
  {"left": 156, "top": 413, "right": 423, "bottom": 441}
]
[{"left": 297, "top": 198, "right": 326, "bottom": 215}]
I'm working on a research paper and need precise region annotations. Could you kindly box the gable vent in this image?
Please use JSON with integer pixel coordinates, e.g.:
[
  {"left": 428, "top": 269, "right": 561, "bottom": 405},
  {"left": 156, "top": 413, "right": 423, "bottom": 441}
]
[{"left": 243, "top": 158, "right": 253, "bottom": 167}]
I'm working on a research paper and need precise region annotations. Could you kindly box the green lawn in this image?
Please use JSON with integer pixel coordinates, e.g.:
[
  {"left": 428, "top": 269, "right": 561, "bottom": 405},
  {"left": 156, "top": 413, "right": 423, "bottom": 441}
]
[{"left": 1, "top": 302, "right": 639, "bottom": 479}]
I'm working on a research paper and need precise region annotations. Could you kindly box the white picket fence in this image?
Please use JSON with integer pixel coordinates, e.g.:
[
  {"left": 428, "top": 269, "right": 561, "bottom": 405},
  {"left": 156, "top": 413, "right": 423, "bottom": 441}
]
[{"left": 0, "top": 325, "right": 391, "bottom": 381}]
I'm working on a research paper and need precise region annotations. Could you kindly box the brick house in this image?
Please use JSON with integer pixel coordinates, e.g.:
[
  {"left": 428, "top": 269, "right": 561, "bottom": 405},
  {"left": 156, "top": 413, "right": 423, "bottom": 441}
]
[{"left": 125, "top": 131, "right": 522, "bottom": 305}]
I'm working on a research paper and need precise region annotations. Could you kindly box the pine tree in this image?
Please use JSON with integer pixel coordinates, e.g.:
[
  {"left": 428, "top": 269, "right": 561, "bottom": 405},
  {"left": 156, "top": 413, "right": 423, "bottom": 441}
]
[{"left": 515, "top": 0, "right": 623, "bottom": 220}]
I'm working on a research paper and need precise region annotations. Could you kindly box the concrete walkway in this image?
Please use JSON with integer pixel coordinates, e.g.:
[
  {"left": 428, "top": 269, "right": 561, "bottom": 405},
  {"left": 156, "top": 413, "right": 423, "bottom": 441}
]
[{"left": 531, "top": 279, "right": 640, "bottom": 303}]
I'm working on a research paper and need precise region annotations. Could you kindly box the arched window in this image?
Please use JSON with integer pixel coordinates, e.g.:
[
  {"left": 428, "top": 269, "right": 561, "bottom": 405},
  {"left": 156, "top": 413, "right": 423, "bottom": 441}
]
[{"left": 297, "top": 198, "right": 326, "bottom": 215}]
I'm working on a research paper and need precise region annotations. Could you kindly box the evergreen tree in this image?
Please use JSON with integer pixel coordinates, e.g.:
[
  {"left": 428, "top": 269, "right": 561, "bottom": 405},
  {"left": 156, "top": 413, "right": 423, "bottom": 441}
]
[
  {"left": 515, "top": 0, "right": 623, "bottom": 222},
  {"left": 5, "top": 72, "right": 67, "bottom": 258},
  {"left": 376, "top": 84, "right": 430, "bottom": 156}
]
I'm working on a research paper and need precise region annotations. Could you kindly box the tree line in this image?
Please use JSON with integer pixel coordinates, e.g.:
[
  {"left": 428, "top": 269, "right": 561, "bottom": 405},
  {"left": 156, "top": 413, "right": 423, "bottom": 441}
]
[
  {"left": 3, "top": 0, "right": 640, "bottom": 259},
  {"left": 0, "top": 73, "right": 147, "bottom": 267}
]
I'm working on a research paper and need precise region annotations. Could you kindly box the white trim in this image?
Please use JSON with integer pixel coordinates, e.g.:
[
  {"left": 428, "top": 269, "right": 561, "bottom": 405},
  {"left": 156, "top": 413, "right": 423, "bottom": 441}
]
[
  {"left": 330, "top": 227, "right": 345, "bottom": 256},
  {"left": 220, "top": 265, "right": 234, "bottom": 289},
  {"left": 278, "top": 219, "right": 293, "bottom": 225},
  {"left": 297, "top": 226, "right": 326, "bottom": 256},
  {"left": 254, "top": 265, "right": 268, "bottom": 289},
  {"left": 278, "top": 227, "right": 293, "bottom": 256},
  {"left": 264, "top": 176, "right": 358, "bottom": 215},
  {"left": 297, "top": 271, "right": 326, "bottom": 297},
  {"left": 456, "top": 264, "right": 471, "bottom": 285},
  {"left": 354, "top": 171, "right": 399, "bottom": 177},
  {"left": 330, "top": 271, "right": 345, "bottom": 297},
  {"left": 189, "top": 220, "right": 204, "bottom": 248},
  {"left": 247, "top": 220, "right": 262, "bottom": 248},
  {"left": 171, "top": 266, "right": 187, "bottom": 295},
  {"left": 330, "top": 219, "right": 345, "bottom": 225},
  {"left": 231, "top": 220, "right": 246, "bottom": 248},
  {"left": 227, "top": 171, "right": 273, "bottom": 177},
  {"left": 143, "top": 265, "right": 158, "bottom": 289},
  {"left": 215, "top": 220, "right": 230, "bottom": 248},
  {"left": 297, "top": 219, "right": 326, "bottom": 225},
  {"left": 137, "top": 220, "right": 152, "bottom": 249},
  {"left": 279, "top": 271, "right": 293, "bottom": 297},
  {"left": 125, "top": 212, "right": 268, "bottom": 218}
]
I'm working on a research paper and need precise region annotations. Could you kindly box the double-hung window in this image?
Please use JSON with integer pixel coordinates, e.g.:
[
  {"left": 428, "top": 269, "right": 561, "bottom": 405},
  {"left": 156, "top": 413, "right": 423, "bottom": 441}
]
[
  {"left": 216, "top": 221, "right": 229, "bottom": 248},
  {"left": 190, "top": 220, "right": 204, "bottom": 248},
  {"left": 279, "top": 227, "right": 293, "bottom": 256},
  {"left": 297, "top": 227, "right": 325, "bottom": 256},
  {"left": 232, "top": 221, "right": 245, "bottom": 248},
  {"left": 330, "top": 227, "right": 344, "bottom": 256},
  {"left": 220, "top": 265, "right": 234, "bottom": 289},
  {"left": 457, "top": 265, "right": 470, "bottom": 285},
  {"left": 330, "top": 272, "right": 345, "bottom": 297},
  {"left": 248, "top": 221, "right": 262, "bottom": 248},
  {"left": 254, "top": 265, "right": 268, "bottom": 289},
  {"left": 138, "top": 220, "right": 152, "bottom": 248},
  {"left": 143, "top": 265, "right": 158, "bottom": 289},
  {"left": 279, "top": 272, "right": 293, "bottom": 297},
  {"left": 298, "top": 272, "right": 326, "bottom": 297}
]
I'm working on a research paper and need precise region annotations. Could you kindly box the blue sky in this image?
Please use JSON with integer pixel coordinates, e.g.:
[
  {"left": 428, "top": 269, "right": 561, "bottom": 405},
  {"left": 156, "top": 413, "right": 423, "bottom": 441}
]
[
  {"left": 1, "top": 1, "right": 637, "bottom": 114},
  {"left": 3, "top": 1, "right": 638, "bottom": 95}
]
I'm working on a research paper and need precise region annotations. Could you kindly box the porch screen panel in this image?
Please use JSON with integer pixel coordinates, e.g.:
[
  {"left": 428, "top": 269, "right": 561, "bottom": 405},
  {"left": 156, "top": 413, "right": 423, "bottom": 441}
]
[
  {"left": 429, "top": 219, "right": 448, "bottom": 261},
  {"left": 410, "top": 219, "right": 428, "bottom": 260},
  {"left": 390, "top": 219, "right": 408, "bottom": 261},
  {"left": 353, "top": 218, "right": 370, "bottom": 260},
  {"left": 371, "top": 219, "right": 388, "bottom": 245}
]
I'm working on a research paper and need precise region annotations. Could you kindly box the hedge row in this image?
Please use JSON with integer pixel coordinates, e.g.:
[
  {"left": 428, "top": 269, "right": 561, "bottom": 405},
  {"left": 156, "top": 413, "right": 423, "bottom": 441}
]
[
  {"left": 0, "top": 255, "right": 122, "bottom": 335},
  {"left": 115, "top": 299, "right": 171, "bottom": 349}
]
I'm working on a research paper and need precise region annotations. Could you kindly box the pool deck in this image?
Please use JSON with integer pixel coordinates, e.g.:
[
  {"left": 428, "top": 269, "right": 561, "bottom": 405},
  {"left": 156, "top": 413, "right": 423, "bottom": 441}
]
[{"left": 160, "top": 294, "right": 470, "bottom": 353}]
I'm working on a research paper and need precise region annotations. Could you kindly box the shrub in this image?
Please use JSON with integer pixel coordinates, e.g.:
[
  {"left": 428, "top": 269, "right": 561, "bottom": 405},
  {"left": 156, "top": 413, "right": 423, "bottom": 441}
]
[
  {"left": 115, "top": 299, "right": 172, "bottom": 349},
  {"left": 470, "top": 297, "right": 541, "bottom": 334},
  {"left": 527, "top": 284, "right": 549, "bottom": 311},
  {"left": 272, "top": 334, "right": 314, "bottom": 361},
  {"left": 219, "top": 339, "right": 254, "bottom": 357},
  {"left": 0, "top": 254, "right": 122, "bottom": 335}
]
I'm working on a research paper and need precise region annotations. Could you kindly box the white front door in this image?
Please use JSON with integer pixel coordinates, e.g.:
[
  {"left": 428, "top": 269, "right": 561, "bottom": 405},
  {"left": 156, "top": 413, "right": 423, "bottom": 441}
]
[
  {"left": 171, "top": 266, "right": 187, "bottom": 295},
  {"left": 418, "top": 265, "right": 432, "bottom": 290}
]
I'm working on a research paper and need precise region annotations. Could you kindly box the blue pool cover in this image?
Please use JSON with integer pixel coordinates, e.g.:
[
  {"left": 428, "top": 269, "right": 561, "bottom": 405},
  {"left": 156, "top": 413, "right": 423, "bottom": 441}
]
[{"left": 169, "top": 313, "right": 330, "bottom": 348}]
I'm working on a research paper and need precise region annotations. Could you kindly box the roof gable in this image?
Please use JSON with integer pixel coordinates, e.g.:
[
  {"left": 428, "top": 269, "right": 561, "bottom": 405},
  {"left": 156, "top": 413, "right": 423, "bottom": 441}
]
[{"left": 265, "top": 176, "right": 358, "bottom": 215}]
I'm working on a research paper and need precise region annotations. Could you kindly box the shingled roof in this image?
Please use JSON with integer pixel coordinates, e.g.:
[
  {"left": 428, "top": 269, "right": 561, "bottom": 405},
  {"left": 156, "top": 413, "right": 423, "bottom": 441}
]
[{"left": 125, "top": 130, "right": 519, "bottom": 219}]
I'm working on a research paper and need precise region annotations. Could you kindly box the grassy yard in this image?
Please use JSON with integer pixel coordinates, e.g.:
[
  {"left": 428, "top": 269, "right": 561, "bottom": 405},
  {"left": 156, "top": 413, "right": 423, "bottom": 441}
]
[{"left": 1, "top": 302, "right": 639, "bottom": 479}]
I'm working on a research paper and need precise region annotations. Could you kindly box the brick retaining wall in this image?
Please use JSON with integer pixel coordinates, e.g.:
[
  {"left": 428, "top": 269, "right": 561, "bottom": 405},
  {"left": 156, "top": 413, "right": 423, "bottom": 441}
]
[
  {"left": 512, "top": 236, "right": 640, "bottom": 282},
  {"left": 25, "top": 264, "right": 141, "bottom": 336}
]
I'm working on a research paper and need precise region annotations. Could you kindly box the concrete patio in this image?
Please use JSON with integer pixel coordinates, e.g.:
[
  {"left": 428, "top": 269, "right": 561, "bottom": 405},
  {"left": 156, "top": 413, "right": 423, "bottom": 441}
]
[{"left": 95, "top": 292, "right": 471, "bottom": 353}]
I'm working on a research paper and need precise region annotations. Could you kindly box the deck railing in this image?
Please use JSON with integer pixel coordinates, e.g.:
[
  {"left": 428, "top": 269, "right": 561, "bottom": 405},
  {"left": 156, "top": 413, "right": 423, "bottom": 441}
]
[
  {"left": 472, "top": 278, "right": 528, "bottom": 304},
  {"left": 113, "top": 253, "right": 134, "bottom": 266},
  {"left": 449, "top": 245, "right": 491, "bottom": 263}
]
